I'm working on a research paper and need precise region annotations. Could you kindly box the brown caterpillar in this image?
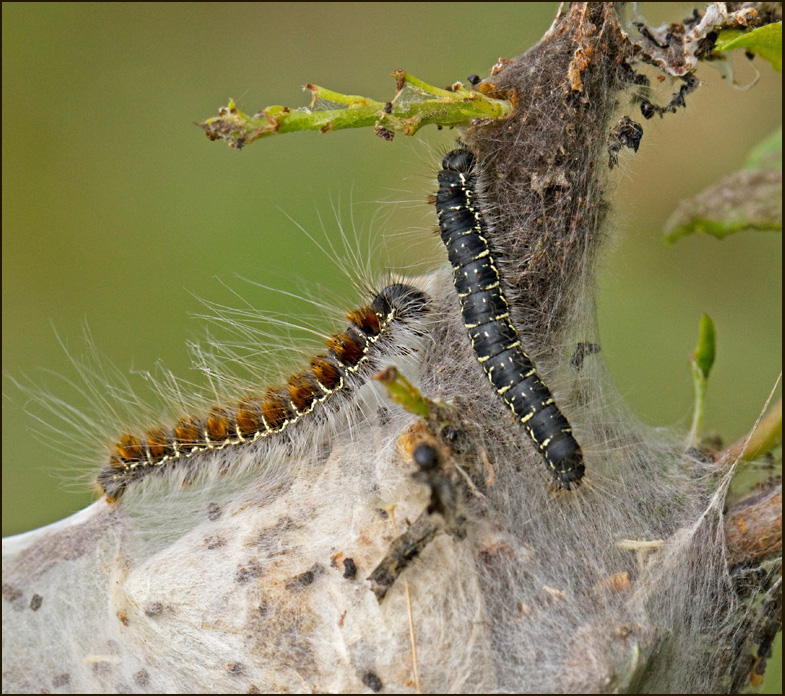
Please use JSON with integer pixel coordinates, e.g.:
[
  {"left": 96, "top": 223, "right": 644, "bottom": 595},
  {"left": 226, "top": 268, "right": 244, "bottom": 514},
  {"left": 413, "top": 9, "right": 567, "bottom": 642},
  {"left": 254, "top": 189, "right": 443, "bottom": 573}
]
[{"left": 97, "top": 283, "right": 429, "bottom": 501}]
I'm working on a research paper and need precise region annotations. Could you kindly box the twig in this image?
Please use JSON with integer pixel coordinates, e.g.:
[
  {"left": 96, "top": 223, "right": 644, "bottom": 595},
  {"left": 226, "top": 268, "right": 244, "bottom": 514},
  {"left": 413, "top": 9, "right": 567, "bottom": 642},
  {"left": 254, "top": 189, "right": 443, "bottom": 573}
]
[
  {"left": 725, "top": 481, "right": 782, "bottom": 565},
  {"left": 200, "top": 71, "right": 513, "bottom": 149}
]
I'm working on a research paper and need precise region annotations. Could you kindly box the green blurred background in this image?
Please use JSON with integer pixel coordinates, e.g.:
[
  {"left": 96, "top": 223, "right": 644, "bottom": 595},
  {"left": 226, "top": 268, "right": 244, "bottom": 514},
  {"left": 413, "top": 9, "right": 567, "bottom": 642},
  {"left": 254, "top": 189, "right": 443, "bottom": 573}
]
[{"left": 3, "top": 4, "right": 780, "bottom": 689}]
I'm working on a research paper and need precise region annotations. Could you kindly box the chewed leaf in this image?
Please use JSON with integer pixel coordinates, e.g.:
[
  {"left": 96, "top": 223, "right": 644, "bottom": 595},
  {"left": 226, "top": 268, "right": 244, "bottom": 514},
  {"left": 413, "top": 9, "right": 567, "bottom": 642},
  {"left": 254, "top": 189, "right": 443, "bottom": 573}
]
[
  {"left": 664, "top": 168, "right": 782, "bottom": 243},
  {"left": 715, "top": 22, "right": 782, "bottom": 72},
  {"left": 374, "top": 365, "right": 430, "bottom": 419}
]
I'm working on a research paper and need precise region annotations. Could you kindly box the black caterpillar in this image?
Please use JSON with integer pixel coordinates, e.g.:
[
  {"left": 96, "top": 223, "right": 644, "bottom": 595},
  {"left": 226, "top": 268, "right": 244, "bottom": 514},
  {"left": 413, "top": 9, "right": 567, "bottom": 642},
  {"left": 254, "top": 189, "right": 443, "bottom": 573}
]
[
  {"left": 435, "top": 148, "right": 585, "bottom": 488},
  {"left": 97, "top": 283, "right": 429, "bottom": 501}
]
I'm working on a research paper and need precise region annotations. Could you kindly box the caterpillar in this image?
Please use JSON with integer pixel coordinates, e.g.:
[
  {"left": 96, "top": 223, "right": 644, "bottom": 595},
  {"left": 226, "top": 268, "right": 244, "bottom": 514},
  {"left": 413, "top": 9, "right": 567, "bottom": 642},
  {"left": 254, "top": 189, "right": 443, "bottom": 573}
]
[
  {"left": 435, "top": 148, "right": 585, "bottom": 489},
  {"left": 97, "top": 282, "right": 429, "bottom": 501}
]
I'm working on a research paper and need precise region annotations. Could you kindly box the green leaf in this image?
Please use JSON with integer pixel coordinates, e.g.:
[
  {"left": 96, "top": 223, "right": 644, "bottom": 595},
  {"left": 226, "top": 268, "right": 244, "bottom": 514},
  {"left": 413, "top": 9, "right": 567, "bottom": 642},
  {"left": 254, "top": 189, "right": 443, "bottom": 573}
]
[
  {"left": 715, "top": 22, "right": 782, "bottom": 72},
  {"left": 687, "top": 314, "right": 716, "bottom": 447},
  {"left": 664, "top": 168, "right": 782, "bottom": 243},
  {"left": 693, "top": 314, "right": 716, "bottom": 380},
  {"left": 665, "top": 129, "right": 782, "bottom": 243},
  {"left": 746, "top": 127, "right": 782, "bottom": 170}
]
